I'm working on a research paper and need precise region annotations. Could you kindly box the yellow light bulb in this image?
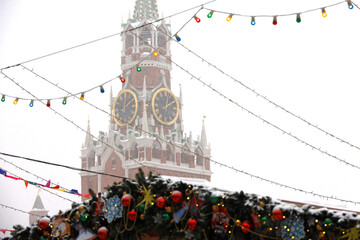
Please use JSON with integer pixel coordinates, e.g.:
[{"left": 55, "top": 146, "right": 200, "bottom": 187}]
[
  {"left": 80, "top": 93, "right": 85, "bottom": 100},
  {"left": 13, "top": 98, "right": 19, "bottom": 105},
  {"left": 153, "top": 51, "right": 158, "bottom": 57},
  {"left": 322, "top": 8, "right": 327, "bottom": 17},
  {"left": 226, "top": 14, "right": 233, "bottom": 22}
]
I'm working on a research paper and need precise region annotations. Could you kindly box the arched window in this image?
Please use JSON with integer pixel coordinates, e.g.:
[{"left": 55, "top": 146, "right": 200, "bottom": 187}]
[
  {"left": 88, "top": 150, "right": 95, "bottom": 168},
  {"left": 181, "top": 147, "right": 190, "bottom": 164},
  {"left": 157, "top": 33, "right": 166, "bottom": 48},
  {"left": 140, "top": 27, "right": 151, "bottom": 46},
  {"left": 152, "top": 141, "right": 161, "bottom": 159},
  {"left": 195, "top": 149, "right": 203, "bottom": 166},
  {"left": 126, "top": 34, "right": 134, "bottom": 48},
  {"left": 166, "top": 144, "right": 174, "bottom": 162}
]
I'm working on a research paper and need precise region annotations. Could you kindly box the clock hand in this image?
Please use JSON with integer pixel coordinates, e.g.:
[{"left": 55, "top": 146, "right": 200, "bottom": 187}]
[
  {"left": 124, "top": 98, "right": 135, "bottom": 109},
  {"left": 165, "top": 93, "right": 169, "bottom": 110},
  {"left": 165, "top": 100, "right": 176, "bottom": 109},
  {"left": 122, "top": 94, "right": 127, "bottom": 112}
]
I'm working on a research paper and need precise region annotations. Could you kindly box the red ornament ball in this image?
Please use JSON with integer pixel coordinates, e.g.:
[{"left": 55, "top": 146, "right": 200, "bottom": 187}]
[
  {"left": 188, "top": 219, "right": 197, "bottom": 231},
  {"left": 128, "top": 209, "right": 137, "bottom": 221},
  {"left": 38, "top": 217, "right": 50, "bottom": 230},
  {"left": 156, "top": 197, "right": 166, "bottom": 209},
  {"left": 272, "top": 209, "right": 283, "bottom": 221},
  {"left": 97, "top": 226, "right": 108, "bottom": 240},
  {"left": 241, "top": 221, "right": 251, "bottom": 234},
  {"left": 122, "top": 194, "right": 133, "bottom": 207},
  {"left": 171, "top": 190, "right": 182, "bottom": 204}
]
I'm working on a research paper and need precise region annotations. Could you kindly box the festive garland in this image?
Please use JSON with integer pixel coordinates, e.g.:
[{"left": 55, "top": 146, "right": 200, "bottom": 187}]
[{"left": 5, "top": 169, "right": 360, "bottom": 240}]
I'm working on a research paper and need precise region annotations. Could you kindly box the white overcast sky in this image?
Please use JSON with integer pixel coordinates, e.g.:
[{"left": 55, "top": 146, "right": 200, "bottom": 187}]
[{"left": 1, "top": 0, "right": 360, "bottom": 234}]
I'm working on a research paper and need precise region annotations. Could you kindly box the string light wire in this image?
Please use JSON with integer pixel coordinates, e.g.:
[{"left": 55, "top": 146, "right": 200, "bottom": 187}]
[
  {"left": 0, "top": 74, "right": 118, "bottom": 102},
  {"left": 0, "top": 71, "right": 165, "bottom": 179},
  {"left": 0, "top": 0, "right": 216, "bottom": 71},
  {"left": 0, "top": 203, "right": 45, "bottom": 217},
  {"left": 128, "top": 28, "right": 360, "bottom": 172},
  {"left": 2, "top": 69, "right": 360, "bottom": 205},
  {"left": 0, "top": 154, "right": 125, "bottom": 180},
  {"left": 150, "top": 24, "right": 360, "bottom": 152},
  {"left": 0, "top": 7, "right": 201, "bottom": 105}
]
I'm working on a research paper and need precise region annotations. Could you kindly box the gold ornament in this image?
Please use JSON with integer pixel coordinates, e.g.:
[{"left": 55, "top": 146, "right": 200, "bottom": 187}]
[
  {"left": 166, "top": 206, "right": 172, "bottom": 213},
  {"left": 140, "top": 214, "right": 145, "bottom": 220},
  {"left": 136, "top": 185, "right": 154, "bottom": 211},
  {"left": 340, "top": 221, "right": 360, "bottom": 240}
]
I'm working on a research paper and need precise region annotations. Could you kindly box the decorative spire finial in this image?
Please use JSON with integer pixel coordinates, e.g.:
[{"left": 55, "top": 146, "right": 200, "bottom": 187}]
[{"left": 133, "top": 0, "right": 159, "bottom": 21}]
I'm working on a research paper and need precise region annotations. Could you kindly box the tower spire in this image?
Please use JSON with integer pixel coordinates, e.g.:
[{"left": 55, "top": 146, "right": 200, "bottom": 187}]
[
  {"left": 85, "top": 118, "right": 93, "bottom": 148},
  {"left": 133, "top": 0, "right": 159, "bottom": 21},
  {"left": 200, "top": 116, "right": 207, "bottom": 149}
]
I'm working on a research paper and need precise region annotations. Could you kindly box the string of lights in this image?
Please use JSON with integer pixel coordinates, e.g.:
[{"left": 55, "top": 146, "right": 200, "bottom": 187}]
[
  {"left": 0, "top": 158, "right": 85, "bottom": 197},
  {"left": 0, "top": 7, "right": 200, "bottom": 106},
  {"left": 0, "top": 1, "right": 215, "bottom": 71},
  {"left": 129, "top": 29, "right": 360, "bottom": 172},
  {"left": 0, "top": 165, "right": 75, "bottom": 203},
  {"left": 3, "top": 69, "right": 360, "bottom": 205},
  {"left": 0, "top": 203, "right": 45, "bottom": 218},
  {"left": 0, "top": 74, "right": 118, "bottom": 104},
  {"left": 0, "top": 71, "right": 164, "bottom": 179},
  {"left": 202, "top": 0, "right": 354, "bottom": 25},
  {"left": 149, "top": 24, "right": 360, "bottom": 152}
]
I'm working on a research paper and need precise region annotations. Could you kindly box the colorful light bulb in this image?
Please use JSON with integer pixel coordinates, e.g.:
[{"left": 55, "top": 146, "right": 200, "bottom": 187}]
[
  {"left": 347, "top": 0, "right": 354, "bottom": 9},
  {"left": 46, "top": 100, "right": 51, "bottom": 107},
  {"left": 137, "top": 66, "right": 141, "bottom": 72},
  {"left": 13, "top": 98, "right": 19, "bottom": 105},
  {"left": 207, "top": 10, "right": 214, "bottom": 18},
  {"left": 62, "top": 97, "right": 67, "bottom": 105},
  {"left": 273, "top": 16, "right": 278, "bottom": 25},
  {"left": 29, "top": 100, "right": 34, "bottom": 107},
  {"left": 251, "top": 16, "right": 256, "bottom": 25},
  {"left": 296, "top": 13, "right": 301, "bottom": 23},
  {"left": 1, "top": 95, "right": 5, "bottom": 102},
  {"left": 80, "top": 93, "right": 85, "bottom": 100},
  {"left": 153, "top": 51, "right": 158, "bottom": 57},
  {"left": 226, "top": 14, "right": 233, "bottom": 22},
  {"left": 175, "top": 34, "right": 181, "bottom": 42},
  {"left": 194, "top": 16, "right": 201, "bottom": 23},
  {"left": 322, "top": 8, "right": 327, "bottom": 17},
  {"left": 120, "top": 77, "right": 126, "bottom": 83},
  {"left": 100, "top": 85, "right": 105, "bottom": 93}
]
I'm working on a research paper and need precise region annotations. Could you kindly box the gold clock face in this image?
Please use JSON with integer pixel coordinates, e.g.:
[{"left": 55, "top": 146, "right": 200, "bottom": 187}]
[
  {"left": 152, "top": 88, "right": 179, "bottom": 125},
  {"left": 113, "top": 89, "right": 138, "bottom": 126}
]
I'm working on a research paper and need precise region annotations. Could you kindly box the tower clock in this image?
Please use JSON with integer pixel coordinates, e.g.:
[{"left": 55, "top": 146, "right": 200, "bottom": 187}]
[
  {"left": 151, "top": 88, "right": 179, "bottom": 125},
  {"left": 113, "top": 89, "right": 138, "bottom": 126}
]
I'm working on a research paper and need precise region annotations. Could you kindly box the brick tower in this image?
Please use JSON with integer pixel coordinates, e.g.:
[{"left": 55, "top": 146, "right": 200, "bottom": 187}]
[{"left": 80, "top": 0, "right": 212, "bottom": 196}]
